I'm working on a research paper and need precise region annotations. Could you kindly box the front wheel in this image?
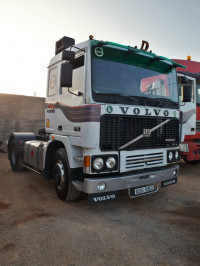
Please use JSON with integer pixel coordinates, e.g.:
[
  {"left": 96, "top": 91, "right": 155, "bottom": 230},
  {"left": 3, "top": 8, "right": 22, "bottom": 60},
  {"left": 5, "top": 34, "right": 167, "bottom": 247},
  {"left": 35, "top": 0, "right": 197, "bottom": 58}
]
[{"left": 53, "top": 148, "right": 81, "bottom": 202}]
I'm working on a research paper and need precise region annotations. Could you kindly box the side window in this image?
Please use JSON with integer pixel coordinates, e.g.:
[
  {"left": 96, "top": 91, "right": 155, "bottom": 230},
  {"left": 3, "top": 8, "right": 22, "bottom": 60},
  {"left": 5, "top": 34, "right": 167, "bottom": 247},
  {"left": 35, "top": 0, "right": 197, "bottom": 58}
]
[
  {"left": 196, "top": 83, "right": 200, "bottom": 105},
  {"left": 62, "top": 54, "right": 85, "bottom": 94},
  {"left": 179, "top": 79, "right": 194, "bottom": 103},
  {"left": 48, "top": 67, "right": 58, "bottom": 96}
]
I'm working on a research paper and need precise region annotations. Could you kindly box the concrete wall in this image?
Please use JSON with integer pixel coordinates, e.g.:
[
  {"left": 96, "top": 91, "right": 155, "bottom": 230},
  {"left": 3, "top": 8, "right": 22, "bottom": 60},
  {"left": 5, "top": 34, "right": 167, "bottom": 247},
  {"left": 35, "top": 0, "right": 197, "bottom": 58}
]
[{"left": 0, "top": 94, "right": 45, "bottom": 144}]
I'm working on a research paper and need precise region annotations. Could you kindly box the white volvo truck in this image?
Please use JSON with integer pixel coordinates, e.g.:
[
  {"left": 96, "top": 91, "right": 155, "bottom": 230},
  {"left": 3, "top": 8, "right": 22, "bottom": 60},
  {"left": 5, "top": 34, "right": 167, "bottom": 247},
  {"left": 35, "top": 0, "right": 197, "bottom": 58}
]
[{"left": 8, "top": 36, "right": 190, "bottom": 203}]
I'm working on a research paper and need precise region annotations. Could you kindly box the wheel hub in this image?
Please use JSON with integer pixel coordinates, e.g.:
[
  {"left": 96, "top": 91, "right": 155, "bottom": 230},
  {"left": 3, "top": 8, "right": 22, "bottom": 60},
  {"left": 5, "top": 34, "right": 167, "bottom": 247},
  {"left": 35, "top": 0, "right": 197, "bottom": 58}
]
[{"left": 54, "top": 161, "right": 65, "bottom": 190}]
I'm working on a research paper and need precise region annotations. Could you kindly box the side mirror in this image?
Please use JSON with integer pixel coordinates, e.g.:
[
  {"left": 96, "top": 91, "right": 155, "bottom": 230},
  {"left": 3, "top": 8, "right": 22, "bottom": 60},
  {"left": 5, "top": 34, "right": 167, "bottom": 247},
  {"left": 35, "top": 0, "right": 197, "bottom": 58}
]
[
  {"left": 60, "top": 63, "right": 73, "bottom": 87},
  {"left": 182, "top": 85, "right": 192, "bottom": 102},
  {"left": 178, "top": 75, "right": 188, "bottom": 84},
  {"left": 62, "top": 50, "right": 75, "bottom": 62}
]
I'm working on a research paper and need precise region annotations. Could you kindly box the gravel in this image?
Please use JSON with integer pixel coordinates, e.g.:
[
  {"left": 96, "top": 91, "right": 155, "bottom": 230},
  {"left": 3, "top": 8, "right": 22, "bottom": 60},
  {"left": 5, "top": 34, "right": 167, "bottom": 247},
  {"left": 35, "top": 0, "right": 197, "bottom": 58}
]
[{"left": 0, "top": 153, "right": 199, "bottom": 266}]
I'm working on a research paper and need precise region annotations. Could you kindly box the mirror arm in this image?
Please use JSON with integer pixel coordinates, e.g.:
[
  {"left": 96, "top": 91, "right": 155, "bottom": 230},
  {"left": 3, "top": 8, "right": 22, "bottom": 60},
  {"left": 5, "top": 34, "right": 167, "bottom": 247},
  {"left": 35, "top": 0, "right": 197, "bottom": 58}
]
[
  {"left": 70, "top": 46, "right": 85, "bottom": 53},
  {"left": 68, "top": 87, "right": 83, "bottom": 97}
]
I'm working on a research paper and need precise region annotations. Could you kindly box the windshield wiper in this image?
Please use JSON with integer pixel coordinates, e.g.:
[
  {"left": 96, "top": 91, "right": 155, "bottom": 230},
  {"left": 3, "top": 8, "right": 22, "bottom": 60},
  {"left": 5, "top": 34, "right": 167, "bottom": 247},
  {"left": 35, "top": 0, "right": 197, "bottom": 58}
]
[
  {"left": 156, "top": 98, "right": 178, "bottom": 106},
  {"left": 126, "top": 96, "right": 137, "bottom": 103},
  {"left": 95, "top": 92, "right": 123, "bottom": 104},
  {"left": 98, "top": 94, "right": 152, "bottom": 105},
  {"left": 95, "top": 92, "right": 177, "bottom": 107},
  {"left": 127, "top": 95, "right": 164, "bottom": 107},
  {"left": 96, "top": 92, "right": 123, "bottom": 97}
]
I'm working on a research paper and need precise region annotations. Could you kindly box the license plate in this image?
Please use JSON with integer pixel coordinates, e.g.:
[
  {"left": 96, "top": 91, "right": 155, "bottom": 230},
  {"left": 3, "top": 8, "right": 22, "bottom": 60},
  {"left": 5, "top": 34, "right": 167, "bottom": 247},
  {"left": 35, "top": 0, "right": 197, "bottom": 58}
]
[
  {"left": 134, "top": 184, "right": 155, "bottom": 196},
  {"left": 161, "top": 177, "right": 177, "bottom": 188}
]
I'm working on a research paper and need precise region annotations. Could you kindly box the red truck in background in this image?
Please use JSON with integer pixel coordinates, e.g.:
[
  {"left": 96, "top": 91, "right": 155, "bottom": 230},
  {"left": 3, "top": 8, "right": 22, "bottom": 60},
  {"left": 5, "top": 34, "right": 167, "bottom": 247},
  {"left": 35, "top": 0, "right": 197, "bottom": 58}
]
[
  {"left": 174, "top": 58, "right": 200, "bottom": 164},
  {"left": 141, "top": 74, "right": 170, "bottom": 97}
]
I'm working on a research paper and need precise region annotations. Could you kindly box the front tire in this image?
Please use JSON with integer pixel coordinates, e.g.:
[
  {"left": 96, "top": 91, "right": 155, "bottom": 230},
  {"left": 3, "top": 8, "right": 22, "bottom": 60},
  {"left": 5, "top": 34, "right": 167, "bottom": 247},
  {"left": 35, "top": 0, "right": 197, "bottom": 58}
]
[{"left": 53, "top": 148, "right": 81, "bottom": 202}]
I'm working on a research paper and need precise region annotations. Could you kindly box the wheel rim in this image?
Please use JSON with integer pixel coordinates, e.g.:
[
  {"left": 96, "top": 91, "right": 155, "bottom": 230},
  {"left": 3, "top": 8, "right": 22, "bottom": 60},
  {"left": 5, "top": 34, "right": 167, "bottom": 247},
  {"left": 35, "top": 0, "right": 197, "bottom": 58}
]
[
  {"left": 54, "top": 160, "right": 65, "bottom": 190},
  {"left": 11, "top": 145, "right": 16, "bottom": 165}
]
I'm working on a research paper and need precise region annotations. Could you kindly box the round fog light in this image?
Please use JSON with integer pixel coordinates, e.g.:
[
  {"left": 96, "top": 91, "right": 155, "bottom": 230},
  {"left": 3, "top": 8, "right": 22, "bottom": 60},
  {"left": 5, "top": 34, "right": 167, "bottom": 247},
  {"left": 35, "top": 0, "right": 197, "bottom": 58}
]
[
  {"left": 175, "top": 151, "right": 179, "bottom": 160},
  {"left": 106, "top": 157, "right": 116, "bottom": 169},
  {"left": 168, "top": 151, "right": 173, "bottom": 161},
  {"left": 173, "top": 170, "right": 177, "bottom": 176},
  {"left": 93, "top": 157, "right": 104, "bottom": 170},
  {"left": 97, "top": 182, "right": 106, "bottom": 191}
]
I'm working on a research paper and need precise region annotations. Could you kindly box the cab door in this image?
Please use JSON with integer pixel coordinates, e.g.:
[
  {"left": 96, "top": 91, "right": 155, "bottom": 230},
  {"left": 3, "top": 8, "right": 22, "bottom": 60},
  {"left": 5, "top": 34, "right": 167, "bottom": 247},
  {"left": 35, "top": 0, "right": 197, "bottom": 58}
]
[
  {"left": 178, "top": 74, "right": 196, "bottom": 142},
  {"left": 56, "top": 51, "right": 85, "bottom": 136},
  {"left": 45, "top": 66, "right": 59, "bottom": 134}
]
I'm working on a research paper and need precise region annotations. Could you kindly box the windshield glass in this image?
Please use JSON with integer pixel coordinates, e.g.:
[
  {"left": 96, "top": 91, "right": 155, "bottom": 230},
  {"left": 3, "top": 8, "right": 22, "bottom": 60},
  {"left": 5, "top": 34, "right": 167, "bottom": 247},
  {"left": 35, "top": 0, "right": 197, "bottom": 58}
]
[{"left": 91, "top": 46, "right": 178, "bottom": 108}]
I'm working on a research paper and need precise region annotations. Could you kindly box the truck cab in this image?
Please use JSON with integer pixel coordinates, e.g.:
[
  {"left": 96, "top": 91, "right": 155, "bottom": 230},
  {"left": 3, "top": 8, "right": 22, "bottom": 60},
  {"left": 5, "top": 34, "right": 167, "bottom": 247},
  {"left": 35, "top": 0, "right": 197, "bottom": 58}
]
[
  {"left": 8, "top": 36, "right": 187, "bottom": 203},
  {"left": 174, "top": 58, "right": 200, "bottom": 163},
  {"left": 178, "top": 74, "right": 196, "bottom": 142}
]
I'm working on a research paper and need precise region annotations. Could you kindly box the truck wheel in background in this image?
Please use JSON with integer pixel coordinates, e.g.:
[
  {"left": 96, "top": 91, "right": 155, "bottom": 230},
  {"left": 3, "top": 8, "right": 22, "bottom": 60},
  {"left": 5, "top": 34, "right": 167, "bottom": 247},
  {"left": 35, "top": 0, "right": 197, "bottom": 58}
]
[
  {"left": 183, "top": 158, "right": 200, "bottom": 165},
  {"left": 9, "top": 139, "right": 24, "bottom": 171},
  {"left": 53, "top": 148, "right": 81, "bottom": 202}
]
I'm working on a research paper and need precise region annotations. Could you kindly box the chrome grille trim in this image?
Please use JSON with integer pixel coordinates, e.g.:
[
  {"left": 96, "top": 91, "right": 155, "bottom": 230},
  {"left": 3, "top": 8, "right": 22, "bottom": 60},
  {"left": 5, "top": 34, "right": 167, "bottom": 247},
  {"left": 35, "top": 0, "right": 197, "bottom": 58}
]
[{"left": 125, "top": 152, "right": 164, "bottom": 170}]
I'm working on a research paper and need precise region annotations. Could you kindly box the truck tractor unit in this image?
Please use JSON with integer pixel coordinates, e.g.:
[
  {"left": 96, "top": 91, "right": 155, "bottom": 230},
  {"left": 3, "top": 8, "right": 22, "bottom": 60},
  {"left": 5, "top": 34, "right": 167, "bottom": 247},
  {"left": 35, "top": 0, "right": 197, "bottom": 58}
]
[
  {"left": 8, "top": 36, "right": 189, "bottom": 203},
  {"left": 174, "top": 58, "right": 200, "bottom": 164}
]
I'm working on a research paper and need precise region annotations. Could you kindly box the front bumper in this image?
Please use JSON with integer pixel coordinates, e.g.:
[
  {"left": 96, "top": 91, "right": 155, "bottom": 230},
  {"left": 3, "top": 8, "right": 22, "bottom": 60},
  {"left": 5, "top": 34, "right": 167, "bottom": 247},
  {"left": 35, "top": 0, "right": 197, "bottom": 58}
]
[
  {"left": 181, "top": 142, "right": 200, "bottom": 161},
  {"left": 72, "top": 165, "right": 179, "bottom": 194}
]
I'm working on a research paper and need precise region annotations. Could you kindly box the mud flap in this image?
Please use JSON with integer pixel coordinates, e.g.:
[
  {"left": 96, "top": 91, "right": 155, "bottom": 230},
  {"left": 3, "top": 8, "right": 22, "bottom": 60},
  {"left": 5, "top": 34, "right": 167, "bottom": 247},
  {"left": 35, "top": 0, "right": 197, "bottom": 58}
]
[
  {"left": 161, "top": 177, "right": 177, "bottom": 188},
  {"left": 88, "top": 191, "right": 120, "bottom": 204}
]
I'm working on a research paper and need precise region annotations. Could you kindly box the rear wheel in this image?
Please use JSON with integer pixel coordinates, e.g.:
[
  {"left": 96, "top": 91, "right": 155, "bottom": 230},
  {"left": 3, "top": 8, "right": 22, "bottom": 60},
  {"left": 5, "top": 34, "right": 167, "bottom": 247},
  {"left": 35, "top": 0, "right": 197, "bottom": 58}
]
[
  {"left": 53, "top": 148, "right": 81, "bottom": 202},
  {"left": 9, "top": 139, "right": 23, "bottom": 171}
]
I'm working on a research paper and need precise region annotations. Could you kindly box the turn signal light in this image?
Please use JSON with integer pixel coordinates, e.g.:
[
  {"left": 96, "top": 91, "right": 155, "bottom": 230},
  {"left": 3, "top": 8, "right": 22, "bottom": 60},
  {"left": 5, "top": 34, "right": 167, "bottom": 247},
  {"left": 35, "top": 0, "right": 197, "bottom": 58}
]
[
  {"left": 46, "top": 119, "right": 50, "bottom": 128},
  {"left": 84, "top": 155, "right": 90, "bottom": 167}
]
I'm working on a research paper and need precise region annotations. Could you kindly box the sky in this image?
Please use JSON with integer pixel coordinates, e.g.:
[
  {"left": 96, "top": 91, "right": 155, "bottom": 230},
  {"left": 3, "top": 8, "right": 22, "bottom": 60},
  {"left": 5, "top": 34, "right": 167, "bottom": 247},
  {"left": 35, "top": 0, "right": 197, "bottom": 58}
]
[{"left": 0, "top": 0, "right": 200, "bottom": 97}]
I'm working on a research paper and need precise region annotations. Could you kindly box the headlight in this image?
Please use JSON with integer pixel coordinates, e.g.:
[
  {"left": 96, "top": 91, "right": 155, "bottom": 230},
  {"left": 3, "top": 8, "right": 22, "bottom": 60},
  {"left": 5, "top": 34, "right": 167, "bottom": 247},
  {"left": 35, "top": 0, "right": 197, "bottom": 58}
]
[
  {"left": 106, "top": 157, "right": 116, "bottom": 169},
  {"left": 93, "top": 157, "right": 104, "bottom": 170},
  {"left": 168, "top": 151, "right": 173, "bottom": 161},
  {"left": 175, "top": 151, "right": 179, "bottom": 160},
  {"left": 179, "top": 143, "right": 189, "bottom": 152},
  {"left": 167, "top": 150, "right": 180, "bottom": 163},
  {"left": 91, "top": 154, "right": 118, "bottom": 173}
]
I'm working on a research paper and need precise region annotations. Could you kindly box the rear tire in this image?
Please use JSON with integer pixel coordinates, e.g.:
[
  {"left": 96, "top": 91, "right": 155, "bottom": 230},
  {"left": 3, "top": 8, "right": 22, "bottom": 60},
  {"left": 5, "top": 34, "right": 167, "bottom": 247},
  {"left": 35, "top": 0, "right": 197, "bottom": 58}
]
[
  {"left": 9, "top": 139, "right": 23, "bottom": 171},
  {"left": 53, "top": 148, "right": 81, "bottom": 202}
]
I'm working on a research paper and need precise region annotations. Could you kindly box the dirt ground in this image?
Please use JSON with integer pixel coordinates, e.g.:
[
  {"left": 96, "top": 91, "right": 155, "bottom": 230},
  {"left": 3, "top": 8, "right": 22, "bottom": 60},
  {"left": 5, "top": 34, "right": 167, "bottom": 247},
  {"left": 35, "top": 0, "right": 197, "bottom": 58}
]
[{"left": 0, "top": 153, "right": 199, "bottom": 266}]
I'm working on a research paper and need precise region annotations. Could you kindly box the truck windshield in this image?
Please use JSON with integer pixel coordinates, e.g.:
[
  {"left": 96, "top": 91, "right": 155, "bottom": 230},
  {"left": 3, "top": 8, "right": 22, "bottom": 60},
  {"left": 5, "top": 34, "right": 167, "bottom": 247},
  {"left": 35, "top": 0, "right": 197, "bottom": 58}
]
[{"left": 91, "top": 45, "right": 178, "bottom": 108}]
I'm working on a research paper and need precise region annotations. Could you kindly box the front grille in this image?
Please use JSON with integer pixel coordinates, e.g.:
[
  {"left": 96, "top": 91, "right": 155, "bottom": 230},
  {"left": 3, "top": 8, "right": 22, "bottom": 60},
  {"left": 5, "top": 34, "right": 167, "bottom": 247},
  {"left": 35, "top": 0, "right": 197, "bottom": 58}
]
[
  {"left": 100, "top": 115, "right": 179, "bottom": 151},
  {"left": 196, "top": 121, "right": 200, "bottom": 132},
  {"left": 126, "top": 152, "right": 164, "bottom": 170}
]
